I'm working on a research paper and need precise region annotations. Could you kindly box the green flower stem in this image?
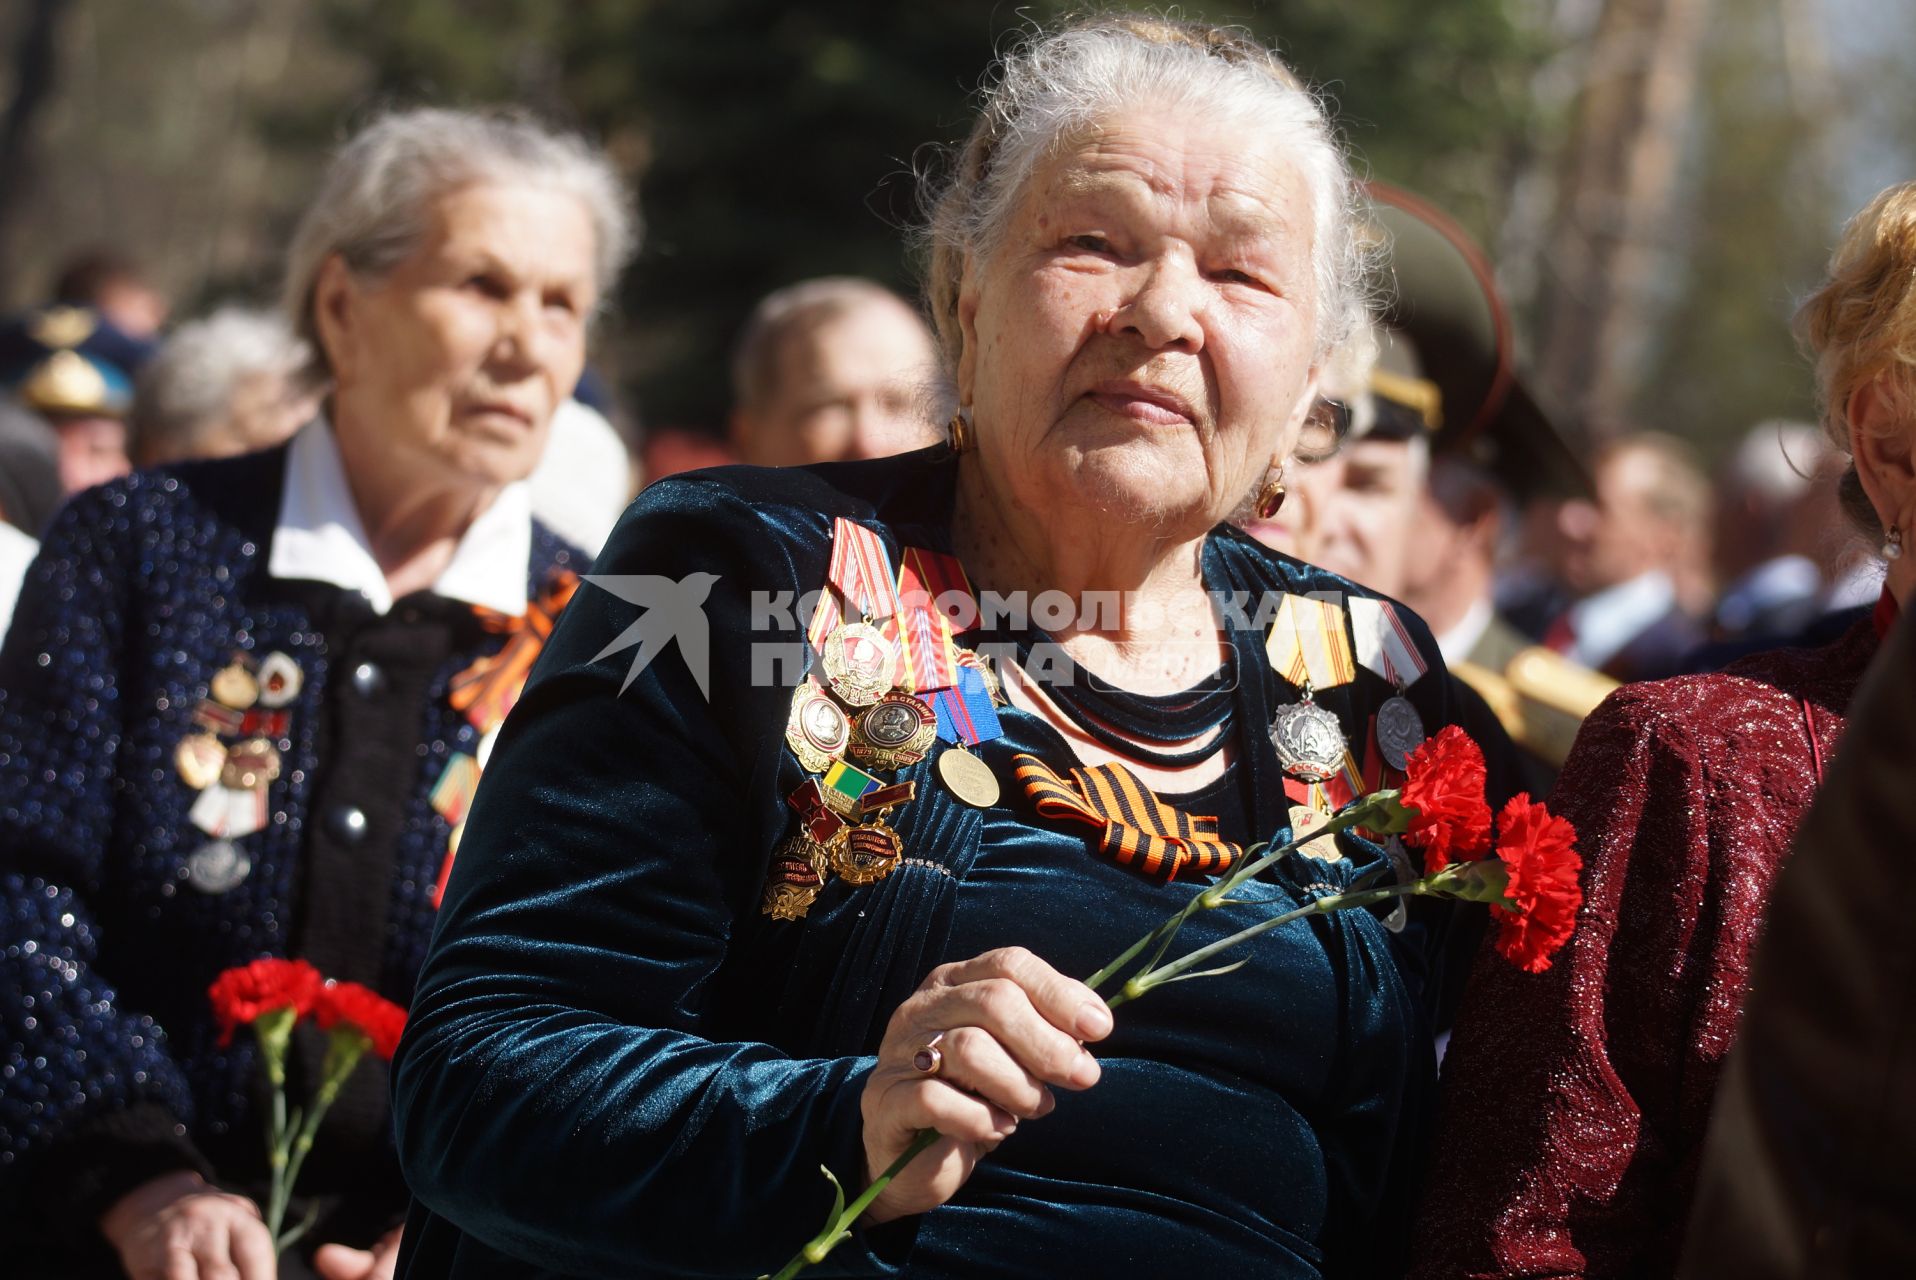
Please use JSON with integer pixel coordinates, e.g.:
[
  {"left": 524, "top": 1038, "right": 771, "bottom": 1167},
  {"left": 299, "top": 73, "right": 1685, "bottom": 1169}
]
[
  {"left": 250, "top": 1006, "right": 298, "bottom": 1243},
  {"left": 762, "top": 1129, "right": 942, "bottom": 1280},
  {"left": 268, "top": 1026, "right": 371, "bottom": 1255},
  {"left": 769, "top": 788, "right": 1421, "bottom": 1277},
  {"left": 1106, "top": 880, "right": 1427, "bottom": 1009},
  {"left": 1084, "top": 797, "right": 1394, "bottom": 993}
]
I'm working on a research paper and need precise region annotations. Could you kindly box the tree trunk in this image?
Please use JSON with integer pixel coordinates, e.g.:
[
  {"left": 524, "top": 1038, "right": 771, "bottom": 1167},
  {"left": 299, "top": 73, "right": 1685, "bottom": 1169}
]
[
  {"left": 0, "top": 0, "right": 72, "bottom": 303},
  {"left": 1534, "top": 0, "right": 1711, "bottom": 438}
]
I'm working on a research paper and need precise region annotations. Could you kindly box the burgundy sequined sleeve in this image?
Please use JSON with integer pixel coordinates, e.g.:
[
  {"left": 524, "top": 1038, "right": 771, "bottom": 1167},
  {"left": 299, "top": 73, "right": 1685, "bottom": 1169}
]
[{"left": 1409, "top": 685, "right": 1723, "bottom": 1278}]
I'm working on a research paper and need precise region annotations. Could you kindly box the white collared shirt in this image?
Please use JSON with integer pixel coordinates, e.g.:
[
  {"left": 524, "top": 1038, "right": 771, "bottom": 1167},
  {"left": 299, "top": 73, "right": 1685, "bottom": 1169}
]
[
  {"left": 267, "top": 419, "right": 532, "bottom": 616},
  {"left": 1435, "top": 596, "right": 1494, "bottom": 668},
  {"left": 1565, "top": 570, "right": 1675, "bottom": 671}
]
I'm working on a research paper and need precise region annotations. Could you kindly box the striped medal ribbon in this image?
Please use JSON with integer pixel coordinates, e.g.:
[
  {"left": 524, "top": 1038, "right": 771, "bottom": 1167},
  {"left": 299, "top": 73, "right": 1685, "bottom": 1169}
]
[{"left": 1012, "top": 752, "right": 1241, "bottom": 883}]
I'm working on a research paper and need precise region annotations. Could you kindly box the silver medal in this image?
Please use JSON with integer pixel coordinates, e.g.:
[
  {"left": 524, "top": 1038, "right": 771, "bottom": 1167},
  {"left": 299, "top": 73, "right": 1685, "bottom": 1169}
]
[
  {"left": 1269, "top": 697, "right": 1348, "bottom": 782},
  {"left": 1375, "top": 695, "right": 1426, "bottom": 772},
  {"left": 186, "top": 839, "right": 252, "bottom": 894}
]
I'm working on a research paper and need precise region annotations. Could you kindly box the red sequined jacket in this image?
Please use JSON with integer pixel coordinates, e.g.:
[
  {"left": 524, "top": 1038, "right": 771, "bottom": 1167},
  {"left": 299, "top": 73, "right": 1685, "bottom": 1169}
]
[{"left": 1408, "top": 614, "right": 1881, "bottom": 1279}]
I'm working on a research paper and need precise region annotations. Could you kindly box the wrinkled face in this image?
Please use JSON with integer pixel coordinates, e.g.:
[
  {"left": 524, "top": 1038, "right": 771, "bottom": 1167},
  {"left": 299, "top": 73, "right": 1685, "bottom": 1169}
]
[
  {"left": 1293, "top": 435, "right": 1422, "bottom": 595},
  {"left": 738, "top": 301, "right": 940, "bottom": 466},
  {"left": 318, "top": 182, "right": 597, "bottom": 490},
  {"left": 957, "top": 108, "right": 1323, "bottom": 535}
]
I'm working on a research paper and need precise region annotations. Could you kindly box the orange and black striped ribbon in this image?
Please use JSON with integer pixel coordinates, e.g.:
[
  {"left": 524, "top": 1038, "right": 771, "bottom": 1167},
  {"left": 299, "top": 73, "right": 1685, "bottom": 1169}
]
[
  {"left": 448, "top": 568, "right": 582, "bottom": 734},
  {"left": 1012, "top": 752, "right": 1241, "bottom": 883}
]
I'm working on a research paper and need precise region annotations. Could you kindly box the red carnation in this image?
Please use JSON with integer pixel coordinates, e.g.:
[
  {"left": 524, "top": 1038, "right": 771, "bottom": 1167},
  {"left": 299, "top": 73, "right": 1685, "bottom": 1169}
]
[
  {"left": 207, "top": 958, "right": 324, "bottom": 1047},
  {"left": 1398, "top": 724, "right": 1493, "bottom": 871},
  {"left": 1489, "top": 794, "right": 1583, "bottom": 973},
  {"left": 314, "top": 980, "right": 408, "bottom": 1061}
]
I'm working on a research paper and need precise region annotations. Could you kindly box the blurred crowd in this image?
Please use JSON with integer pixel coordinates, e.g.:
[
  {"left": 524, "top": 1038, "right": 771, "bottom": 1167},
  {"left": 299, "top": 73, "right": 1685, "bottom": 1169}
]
[{"left": 1, "top": 225, "right": 1881, "bottom": 681}]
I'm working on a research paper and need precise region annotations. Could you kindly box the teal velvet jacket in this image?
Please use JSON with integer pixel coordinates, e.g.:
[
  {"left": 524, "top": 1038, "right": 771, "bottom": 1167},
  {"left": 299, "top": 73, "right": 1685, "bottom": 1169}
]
[{"left": 391, "top": 448, "right": 1488, "bottom": 1278}]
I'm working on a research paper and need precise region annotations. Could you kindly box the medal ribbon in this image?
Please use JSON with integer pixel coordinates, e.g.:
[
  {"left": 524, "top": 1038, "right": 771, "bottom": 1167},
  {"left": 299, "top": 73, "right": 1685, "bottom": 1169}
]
[
  {"left": 1348, "top": 598, "right": 1428, "bottom": 688},
  {"left": 438, "top": 568, "right": 580, "bottom": 907},
  {"left": 828, "top": 517, "right": 902, "bottom": 620},
  {"left": 449, "top": 569, "right": 581, "bottom": 733},
  {"left": 932, "top": 665, "right": 1003, "bottom": 745},
  {"left": 1264, "top": 594, "right": 1357, "bottom": 691},
  {"left": 808, "top": 519, "right": 904, "bottom": 653},
  {"left": 899, "top": 547, "right": 976, "bottom": 634},
  {"left": 1012, "top": 752, "right": 1241, "bottom": 883}
]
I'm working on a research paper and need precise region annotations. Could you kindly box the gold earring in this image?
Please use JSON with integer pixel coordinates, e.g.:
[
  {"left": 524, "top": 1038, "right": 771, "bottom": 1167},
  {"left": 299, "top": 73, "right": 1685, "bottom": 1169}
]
[
  {"left": 1255, "top": 467, "right": 1286, "bottom": 520},
  {"left": 948, "top": 410, "right": 973, "bottom": 454}
]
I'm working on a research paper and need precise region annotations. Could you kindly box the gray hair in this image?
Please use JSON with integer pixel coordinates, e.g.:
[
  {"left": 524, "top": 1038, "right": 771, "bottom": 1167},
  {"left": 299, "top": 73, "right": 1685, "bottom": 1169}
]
[
  {"left": 731, "top": 277, "right": 931, "bottom": 411},
  {"left": 921, "top": 15, "right": 1375, "bottom": 371},
  {"left": 283, "top": 106, "right": 638, "bottom": 383},
  {"left": 131, "top": 307, "right": 307, "bottom": 459}
]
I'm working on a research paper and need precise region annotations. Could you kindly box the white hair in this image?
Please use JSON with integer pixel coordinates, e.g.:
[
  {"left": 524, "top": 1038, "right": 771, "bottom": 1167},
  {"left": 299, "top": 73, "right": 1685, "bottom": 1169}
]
[
  {"left": 731, "top": 276, "right": 930, "bottom": 411},
  {"left": 131, "top": 307, "right": 307, "bottom": 456},
  {"left": 283, "top": 107, "right": 638, "bottom": 383},
  {"left": 922, "top": 15, "right": 1375, "bottom": 368}
]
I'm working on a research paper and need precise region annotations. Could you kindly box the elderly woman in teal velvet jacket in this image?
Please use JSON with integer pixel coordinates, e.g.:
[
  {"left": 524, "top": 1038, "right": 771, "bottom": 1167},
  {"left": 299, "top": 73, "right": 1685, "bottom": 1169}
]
[{"left": 393, "top": 17, "right": 1494, "bottom": 1279}]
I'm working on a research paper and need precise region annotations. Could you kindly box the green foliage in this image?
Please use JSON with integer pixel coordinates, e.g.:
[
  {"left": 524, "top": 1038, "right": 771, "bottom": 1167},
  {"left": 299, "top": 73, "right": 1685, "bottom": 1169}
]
[{"left": 315, "top": 0, "right": 1546, "bottom": 430}]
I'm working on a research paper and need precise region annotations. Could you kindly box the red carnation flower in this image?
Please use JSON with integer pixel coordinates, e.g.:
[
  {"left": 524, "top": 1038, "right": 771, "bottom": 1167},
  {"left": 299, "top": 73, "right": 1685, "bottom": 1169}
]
[
  {"left": 314, "top": 980, "right": 408, "bottom": 1061},
  {"left": 1398, "top": 724, "right": 1493, "bottom": 871},
  {"left": 207, "top": 958, "right": 324, "bottom": 1048},
  {"left": 1489, "top": 794, "right": 1583, "bottom": 973}
]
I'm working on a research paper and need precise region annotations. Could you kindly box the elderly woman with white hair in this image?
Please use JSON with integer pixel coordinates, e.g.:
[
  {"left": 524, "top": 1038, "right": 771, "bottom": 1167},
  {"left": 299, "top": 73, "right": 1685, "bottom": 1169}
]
[
  {"left": 394, "top": 18, "right": 1495, "bottom": 1279},
  {"left": 0, "top": 108, "right": 633, "bottom": 1279}
]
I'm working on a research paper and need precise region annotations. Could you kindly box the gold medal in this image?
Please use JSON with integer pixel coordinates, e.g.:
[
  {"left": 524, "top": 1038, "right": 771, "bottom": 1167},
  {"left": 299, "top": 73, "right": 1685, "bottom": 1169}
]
[
  {"left": 785, "top": 681, "right": 851, "bottom": 772},
  {"left": 937, "top": 747, "right": 1001, "bottom": 808},
  {"left": 760, "top": 835, "right": 830, "bottom": 920},
  {"left": 819, "top": 621, "right": 896, "bottom": 707},
  {"left": 219, "top": 737, "right": 282, "bottom": 791},
  {"left": 210, "top": 662, "right": 259, "bottom": 711},
  {"left": 1288, "top": 803, "right": 1342, "bottom": 863},
  {"left": 848, "top": 692, "right": 936, "bottom": 770},
  {"left": 829, "top": 818, "right": 903, "bottom": 886},
  {"left": 174, "top": 733, "right": 227, "bottom": 791}
]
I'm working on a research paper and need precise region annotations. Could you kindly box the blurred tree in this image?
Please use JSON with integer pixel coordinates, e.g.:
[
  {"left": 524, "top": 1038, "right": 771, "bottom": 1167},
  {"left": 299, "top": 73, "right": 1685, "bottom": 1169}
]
[{"left": 1632, "top": 0, "right": 1837, "bottom": 456}]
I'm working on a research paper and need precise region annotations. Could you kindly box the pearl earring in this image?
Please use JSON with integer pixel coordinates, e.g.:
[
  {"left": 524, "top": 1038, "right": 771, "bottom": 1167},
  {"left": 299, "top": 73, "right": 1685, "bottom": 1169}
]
[{"left": 1884, "top": 526, "right": 1904, "bottom": 561}]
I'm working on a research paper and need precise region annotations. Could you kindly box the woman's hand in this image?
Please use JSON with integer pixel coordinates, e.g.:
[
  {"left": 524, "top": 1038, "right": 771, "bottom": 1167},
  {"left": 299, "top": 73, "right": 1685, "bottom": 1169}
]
[
  {"left": 860, "top": 946, "right": 1113, "bottom": 1223},
  {"left": 314, "top": 1225, "right": 403, "bottom": 1279},
  {"left": 99, "top": 1170, "right": 277, "bottom": 1280}
]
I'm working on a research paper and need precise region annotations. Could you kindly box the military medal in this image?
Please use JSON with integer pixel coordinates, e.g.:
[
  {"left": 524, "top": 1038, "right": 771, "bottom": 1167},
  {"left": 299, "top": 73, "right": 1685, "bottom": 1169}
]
[
  {"left": 189, "top": 783, "right": 268, "bottom": 838},
  {"left": 193, "top": 700, "right": 245, "bottom": 736},
  {"left": 849, "top": 692, "right": 936, "bottom": 770},
  {"left": 254, "top": 652, "right": 303, "bottom": 708},
  {"left": 174, "top": 733, "right": 227, "bottom": 791},
  {"left": 830, "top": 817, "right": 903, "bottom": 885},
  {"left": 209, "top": 660, "right": 260, "bottom": 710},
  {"left": 935, "top": 749, "right": 999, "bottom": 808},
  {"left": 1347, "top": 597, "right": 1431, "bottom": 771},
  {"left": 219, "top": 737, "right": 282, "bottom": 791},
  {"left": 820, "top": 621, "right": 897, "bottom": 707},
  {"left": 785, "top": 680, "right": 852, "bottom": 772},
  {"left": 761, "top": 836, "right": 830, "bottom": 920},
  {"left": 787, "top": 779, "right": 847, "bottom": 845},
  {"left": 1289, "top": 802, "right": 1342, "bottom": 862},
  {"left": 185, "top": 839, "right": 252, "bottom": 894},
  {"left": 1374, "top": 695, "right": 1426, "bottom": 772},
  {"left": 930, "top": 664, "right": 1004, "bottom": 807},
  {"left": 1269, "top": 691, "right": 1348, "bottom": 783}
]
